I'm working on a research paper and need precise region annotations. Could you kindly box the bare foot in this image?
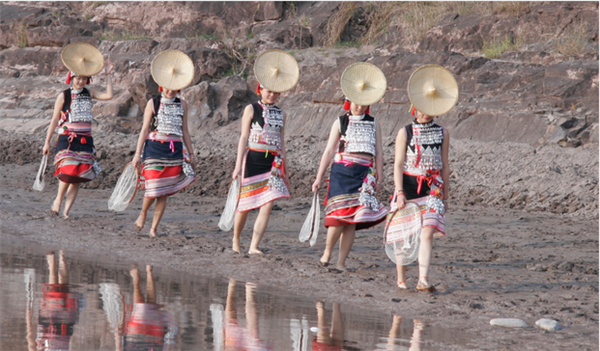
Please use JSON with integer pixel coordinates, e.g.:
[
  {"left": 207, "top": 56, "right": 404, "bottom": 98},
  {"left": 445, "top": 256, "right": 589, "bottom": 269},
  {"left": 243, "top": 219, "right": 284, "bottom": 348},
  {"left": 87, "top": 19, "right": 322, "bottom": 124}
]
[
  {"left": 50, "top": 200, "right": 60, "bottom": 215},
  {"left": 336, "top": 264, "right": 346, "bottom": 271},
  {"left": 319, "top": 253, "right": 330, "bottom": 266},
  {"left": 134, "top": 213, "right": 145, "bottom": 231},
  {"left": 46, "top": 252, "right": 55, "bottom": 268},
  {"left": 248, "top": 248, "right": 263, "bottom": 255},
  {"left": 129, "top": 265, "right": 140, "bottom": 281},
  {"left": 62, "top": 213, "right": 70, "bottom": 220},
  {"left": 149, "top": 227, "right": 158, "bottom": 238},
  {"left": 232, "top": 238, "right": 241, "bottom": 253}
]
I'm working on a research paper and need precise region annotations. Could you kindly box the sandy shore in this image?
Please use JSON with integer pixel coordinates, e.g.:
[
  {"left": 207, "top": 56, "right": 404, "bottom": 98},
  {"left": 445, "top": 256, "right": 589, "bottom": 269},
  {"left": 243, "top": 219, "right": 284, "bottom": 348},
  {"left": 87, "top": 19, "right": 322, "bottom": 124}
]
[{"left": 0, "top": 161, "right": 597, "bottom": 350}]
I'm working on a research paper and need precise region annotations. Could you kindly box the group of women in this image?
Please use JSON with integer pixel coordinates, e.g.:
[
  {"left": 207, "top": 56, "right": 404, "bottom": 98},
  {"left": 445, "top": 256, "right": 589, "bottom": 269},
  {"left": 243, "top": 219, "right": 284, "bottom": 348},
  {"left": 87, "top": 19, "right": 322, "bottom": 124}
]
[{"left": 42, "top": 45, "right": 457, "bottom": 292}]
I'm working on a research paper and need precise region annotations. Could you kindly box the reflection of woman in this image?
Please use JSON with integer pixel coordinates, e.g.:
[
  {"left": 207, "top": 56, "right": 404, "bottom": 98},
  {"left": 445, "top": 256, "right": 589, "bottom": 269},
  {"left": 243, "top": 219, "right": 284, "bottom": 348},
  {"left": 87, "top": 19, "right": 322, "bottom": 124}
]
[
  {"left": 376, "top": 316, "right": 423, "bottom": 351},
  {"left": 26, "top": 251, "right": 83, "bottom": 351},
  {"left": 224, "top": 279, "right": 268, "bottom": 350},
  {"left": 132, "top": 50, "right": 196, "bottom": 237},
  {"left": 42, "top": 43, "right": 113, "bottom": 219},
  {"left": 312, "top": 302, "right": 343, "bottom": 351},
  {"left": 123, "top": 265, "right": 175, "bottom": 350}
]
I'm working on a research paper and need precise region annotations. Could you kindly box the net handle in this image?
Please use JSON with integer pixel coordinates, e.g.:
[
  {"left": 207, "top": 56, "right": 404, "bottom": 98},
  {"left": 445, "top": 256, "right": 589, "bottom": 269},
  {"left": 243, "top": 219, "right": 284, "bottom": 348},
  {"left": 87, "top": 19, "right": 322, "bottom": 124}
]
[
  {"left": 126, "top": 162, "right": 140, "bottom": 204},
  {"left": 308, "top": 191, "right": 318, "bottom": 241},
  {"left": 231, "top": 176, "right": 241, "bottom": 209},
  {"left": 382, "top": 208, "right": 399, "bottom": 244}
]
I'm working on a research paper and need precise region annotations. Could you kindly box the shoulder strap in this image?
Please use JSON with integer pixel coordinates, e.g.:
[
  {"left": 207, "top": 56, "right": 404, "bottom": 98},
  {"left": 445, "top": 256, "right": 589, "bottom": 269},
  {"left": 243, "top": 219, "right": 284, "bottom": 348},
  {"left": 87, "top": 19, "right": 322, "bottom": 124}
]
[
  {"left": 62, "top": 89, "right": 71, "bottom": 112},
  {"left": 251, "top": 102, "right": 264, "bottom": 128},
  {"left": 338, "top": 114, "right": 349, "bottom": 136}
]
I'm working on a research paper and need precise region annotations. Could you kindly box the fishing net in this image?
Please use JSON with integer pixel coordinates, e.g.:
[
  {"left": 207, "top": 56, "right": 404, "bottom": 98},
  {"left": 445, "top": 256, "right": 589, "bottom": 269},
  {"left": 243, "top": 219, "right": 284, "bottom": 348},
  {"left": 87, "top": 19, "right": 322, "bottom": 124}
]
[
  {"left": 218, "top": 178, "right": 240, "bottom": 231},
  {"left": 32, "top": 155, "right": 48, "bottom": 192},
  {"left": 99, "top": 283, "right": 124, "bottom": 330},
  {"left": 383, "top": 202, "right": 422, "bottom": 265},
  {"left": 299, "top": 192, "right": 320, "bottom": 246},
  {"left": 107, "top": 162, "right": 139, "bottom": 212}
]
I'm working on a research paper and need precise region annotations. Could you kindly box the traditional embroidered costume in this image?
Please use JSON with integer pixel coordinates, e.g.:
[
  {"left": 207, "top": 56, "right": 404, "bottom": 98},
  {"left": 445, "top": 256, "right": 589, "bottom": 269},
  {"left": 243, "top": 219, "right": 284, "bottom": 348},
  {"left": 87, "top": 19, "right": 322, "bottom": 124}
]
[
  {"left": 53, "top": 87, "right": 101, "bottom": 183},
  {"left": 140, "top": 95, "right": 195, "bottom": 198},
  {"left": 390, "top": 120, "right": 446, "bottom": 236},
  {"left": 237, "top": 101, "right": 289, "bottom": 211},
  {"left": 324, "top": 113, "right": 388, "bottom": 229}
]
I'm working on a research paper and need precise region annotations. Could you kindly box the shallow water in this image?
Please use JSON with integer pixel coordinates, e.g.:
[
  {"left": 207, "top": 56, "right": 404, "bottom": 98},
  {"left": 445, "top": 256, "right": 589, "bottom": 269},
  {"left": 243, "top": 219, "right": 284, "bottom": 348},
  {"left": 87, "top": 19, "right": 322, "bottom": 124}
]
[{"left": 0, "top": 234, "right": 468, "bottom": 351}]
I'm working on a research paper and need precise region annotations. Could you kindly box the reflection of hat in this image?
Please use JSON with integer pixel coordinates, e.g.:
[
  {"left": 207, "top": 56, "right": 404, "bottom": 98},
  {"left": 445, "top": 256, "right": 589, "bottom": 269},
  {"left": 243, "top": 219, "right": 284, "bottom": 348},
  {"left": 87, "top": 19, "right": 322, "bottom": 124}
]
[
  {"left": 340, "top": 62, "right": 387, "bottom": 106},
  {"left": 408, "top": 64, "right": 459, "bottom": 116},
  {"left": 151, "top": 50, "right": 195, "bottom": 91},
  {"left": 253, "top": 50, "right": 299, "bottom": 93},
  {"left": 61, "top": 42, "right": 104, "bottom": 76}
]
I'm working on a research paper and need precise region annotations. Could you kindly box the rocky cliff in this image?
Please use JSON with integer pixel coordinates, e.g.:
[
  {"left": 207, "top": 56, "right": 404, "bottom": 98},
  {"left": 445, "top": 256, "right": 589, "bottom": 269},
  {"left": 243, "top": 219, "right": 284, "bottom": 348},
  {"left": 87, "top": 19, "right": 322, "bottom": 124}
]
[{"left": 0, "top": 1, "right": 598, "bottom": 217}]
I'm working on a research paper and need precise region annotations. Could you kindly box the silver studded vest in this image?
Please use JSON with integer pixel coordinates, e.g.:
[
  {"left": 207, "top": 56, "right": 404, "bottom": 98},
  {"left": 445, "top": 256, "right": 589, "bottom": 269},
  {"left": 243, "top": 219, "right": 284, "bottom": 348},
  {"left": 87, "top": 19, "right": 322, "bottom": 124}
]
[
  {"left": 66, "top": 88, "right": 93, "bottom": 123},
  {"left": 248, "top": 102, "right": 283, "bottom": 152},
  {"left": 404, "top": 120, "right": 444, "bottom": 174},
  {"left": 156, "top": 97, "right": 184, "bottom": 136},
  {"left": 339, "top": 114, "right": 377, "bottom": 156}
]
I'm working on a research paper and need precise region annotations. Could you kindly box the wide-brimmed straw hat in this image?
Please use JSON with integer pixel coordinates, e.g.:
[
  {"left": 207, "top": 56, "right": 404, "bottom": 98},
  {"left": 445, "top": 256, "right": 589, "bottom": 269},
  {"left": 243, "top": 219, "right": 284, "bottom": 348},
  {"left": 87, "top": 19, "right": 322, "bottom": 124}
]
[
  {"left": 61, "top": 42, "right": 104, "bottom": 77},
  {"left": 151, "top": 50, "right": 195, "bottom": 91},
  {"left": 407, "top": 64, "right": 459, "bottom": 116},
  {"left": 340, "top": 62, "right": 387, "bottom": 106},
  {"left": 254, "top": 50, "right": 299, "bottom": 93}
]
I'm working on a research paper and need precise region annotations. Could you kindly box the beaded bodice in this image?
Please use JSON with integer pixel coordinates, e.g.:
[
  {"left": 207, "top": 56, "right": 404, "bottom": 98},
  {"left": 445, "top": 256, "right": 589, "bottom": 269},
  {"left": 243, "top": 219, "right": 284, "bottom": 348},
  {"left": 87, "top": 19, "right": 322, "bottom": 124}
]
[
  {"left": 67, "top": 88, "right": 93, "bottom": 123},
  {"left": 340, "top": 114, "right": 377, "bottom": 156},
  {"left": 404, "top": 120, "right": 444, "bottom": 173},
  {"left": 248, "top": 102, "right": 283, "bottom": 151},
  {"left": 156, "top": 97, "right": 184, "bottom": 136}
]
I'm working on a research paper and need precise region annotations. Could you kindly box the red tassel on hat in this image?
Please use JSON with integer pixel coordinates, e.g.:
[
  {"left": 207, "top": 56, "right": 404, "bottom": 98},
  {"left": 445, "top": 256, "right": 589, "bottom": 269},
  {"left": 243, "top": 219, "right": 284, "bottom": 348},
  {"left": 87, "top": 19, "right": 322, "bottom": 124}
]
[
  {"left": 365, "top": 106, "right": 370, "bottom": 114},
  {"left": 66, "top": 71, "right": 72, "bottom": 84},
  {"left": 158, "top": 86, "right": 163, "bottom": 93},
  {"left": 343, "top": 99, "right": 350, "bottom": 111},
  {"left": 86, "top": 77, "right": 91, "bottom": 84},
  {"left": 256, "top": 83, "right": 261, "bottom": 95},
  {"left": 411, "top": 105, "right": 416, "bottom": 116}
]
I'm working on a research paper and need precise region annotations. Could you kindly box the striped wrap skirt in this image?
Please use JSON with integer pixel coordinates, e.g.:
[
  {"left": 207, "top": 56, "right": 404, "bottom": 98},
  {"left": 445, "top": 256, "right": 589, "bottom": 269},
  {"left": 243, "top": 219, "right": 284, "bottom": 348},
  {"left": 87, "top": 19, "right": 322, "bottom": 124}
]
[
  {"left": 324, "top": 153, "right": 388, "bottom": 230},
  {"left": 54, "top": 130, "right": 100, "bottom": 183},
  {"left": 141, "top": 132, "right": 195, "bottom": 199},
  {"left": 237, "top": 148, "right": 289, "bottom": 212}
]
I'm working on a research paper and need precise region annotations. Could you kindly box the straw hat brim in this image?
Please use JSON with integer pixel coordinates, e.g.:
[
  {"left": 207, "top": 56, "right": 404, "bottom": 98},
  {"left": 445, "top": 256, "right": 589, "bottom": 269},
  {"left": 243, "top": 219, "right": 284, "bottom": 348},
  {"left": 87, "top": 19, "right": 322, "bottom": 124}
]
[
  {"left": 408, "top": 64, "right": 459, "bottom": 117},
  {"left": 151, "top": 50, "right": 195, "bottom": 91},
  {"left": 61, "top": 42, "right": 104, "bottom": 77},
  {"left": 341, "top": 62, "right": 387, "bottom": 106},
  {"left": 254, "top": 50, "right": 299, "bottom": 93}
]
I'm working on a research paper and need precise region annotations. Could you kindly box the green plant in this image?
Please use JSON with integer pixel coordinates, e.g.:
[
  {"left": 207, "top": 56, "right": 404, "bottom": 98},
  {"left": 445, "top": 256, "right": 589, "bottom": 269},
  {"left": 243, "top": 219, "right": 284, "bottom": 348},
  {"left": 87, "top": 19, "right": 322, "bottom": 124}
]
[
  {"left": 324, "top": 2, "right": 356, "bottom": 47},
  {"left": 553, "top": 21, "right": 589, "bottom": 56},
  {"left": 299, "top": 14, "right": 310, "bottom": 28},
  {"left": 334, "top": 40, "right": 360, "bottom": 49},
  {"left": 17, "top": 23, "right": 28, "bottom": 48},
  {"left": 83, "top": 13, "right": 93, "bottom": 20},
  {"left": 246, "top": 31, "right": 254, "bottom": 39},
  {"left": 482, "top": 33, "right": 522, "bottom": 58},
  {"left": 97, "top": 30, "right": 151, "bottom": 41}
]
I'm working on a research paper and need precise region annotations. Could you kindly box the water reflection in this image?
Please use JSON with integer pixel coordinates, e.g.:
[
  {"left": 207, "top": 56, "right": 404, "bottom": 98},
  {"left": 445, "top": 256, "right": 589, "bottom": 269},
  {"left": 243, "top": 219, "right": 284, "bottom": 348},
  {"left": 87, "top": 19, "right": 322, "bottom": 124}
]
[
  {"left": 99, "top": 264, "right": 177, "bottom": 351},
  {"left": 25, "top": 251, "right": 83, "bottom": 351},
  {"left": 1, "top": 236, "right": 467, "bottom": 350}
]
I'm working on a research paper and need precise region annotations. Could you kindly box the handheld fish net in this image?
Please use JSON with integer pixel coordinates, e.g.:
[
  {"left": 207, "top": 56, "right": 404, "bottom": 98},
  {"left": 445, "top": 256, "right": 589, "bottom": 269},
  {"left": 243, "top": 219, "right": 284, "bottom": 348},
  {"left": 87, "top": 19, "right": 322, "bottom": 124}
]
[
  {"left": 299, "top": 192, "right": 320, "bottom": 246},
  {"left": 107, "top": 162, "right": 139, "bottom": 212},
  {"left": 218, "top": 178, "right": 240, "bottom": 231},
  {"left": 383, "top": 202, "right": 422, "bottom": 265},
  {"left": 32, "top": 155, "right": 48, "bottom": 192}
]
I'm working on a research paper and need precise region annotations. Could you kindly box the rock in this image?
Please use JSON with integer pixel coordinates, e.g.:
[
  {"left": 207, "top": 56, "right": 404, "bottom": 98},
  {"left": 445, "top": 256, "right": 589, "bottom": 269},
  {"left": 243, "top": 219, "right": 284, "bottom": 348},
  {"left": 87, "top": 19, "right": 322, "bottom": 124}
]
[
  {"left": 490, "top": 318, "right": 528, "bottom": 328},
  {"left": 182, "top": 81, "right": 217, "bottom": 135},
  {"left": 254, "top": 21, "right": 313, "bottom": 49},
  {"left": 128, "top": 70, "right": 159, "bottom": 113},
  {"left": 188, "top": 49, "right": 230, "bottom": 84},
  {"left": 535, "top": 318, "right": 562, "bottom": 331},
  {"left": 254, "top": 2, "right": 283, "bottom": 22},
  {"left": 210, "top": 75, "right": 255, "bottom": 126}
]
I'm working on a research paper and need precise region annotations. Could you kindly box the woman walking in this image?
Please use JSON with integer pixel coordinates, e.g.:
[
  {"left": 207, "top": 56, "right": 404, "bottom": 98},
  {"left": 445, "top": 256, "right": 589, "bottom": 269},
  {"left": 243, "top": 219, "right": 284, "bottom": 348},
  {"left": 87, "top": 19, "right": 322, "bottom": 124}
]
[
  {"left": 132, "top": 50, "right": 196, "bottom": 237},
  {"left": 312, "top": 63, "right": 388, "bottom": 270},
  {"left": 230, "top": 50, "right": 299, "bottom": 254},
  {"left": 390, "top": 64, "right": 458, "bottom": 291},
  {"left": 42, "top": 43, "right": 113, "bottom": 219}
]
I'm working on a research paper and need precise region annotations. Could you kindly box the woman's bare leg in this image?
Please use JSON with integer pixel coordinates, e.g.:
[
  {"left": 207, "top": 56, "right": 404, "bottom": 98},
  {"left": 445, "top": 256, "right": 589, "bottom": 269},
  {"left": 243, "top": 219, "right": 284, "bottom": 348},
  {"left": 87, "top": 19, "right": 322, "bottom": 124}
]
[
  {"left": 249, "top": 202, "right": 274, "bottom": 254},
  {"left": 225, "top": 278, "right": 237, "bottom": 321},
  {"left": 245, "top": 282, "right": 258, "bottom": 338},
  {"left": 135, "top": 197, "right": 155, "bottom": 231},
  {"left": 145, "top": 265, "right": 156, "bottom": 304},
  {"left": 417, "top": 227, "right": 436, "bottom": 288},
  {"left": 330, "top": 303, "right": 344, "bottom": 346},
  {"left": 396, "top": 259, "right": 407, "bottom": 289},
  {"left": 62, "top": 183, "right": 80, "bottom": 219},
  {"left": 149, "top": 196, "right": 167, "bottom": 237},
  {"left": 47, "top": 252, "right": 57, "bottom": 285},
  {"left": 130, "top": 265, "right": 143, "bottom": 303},
  {"left": 51, "top": 181, "right": 69, "bottom": 215},
  {"left": 233, "top": 211, "right": 250, "bottom": 253},
  {"left": 58, "top": 250, "right": 68, "bottom": 285},
  {"left": 320, "top": 226, "right": 344, "bottom": 265},
  {"left": 337, "top": 224, "right": 356, "bottom": 270}
]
